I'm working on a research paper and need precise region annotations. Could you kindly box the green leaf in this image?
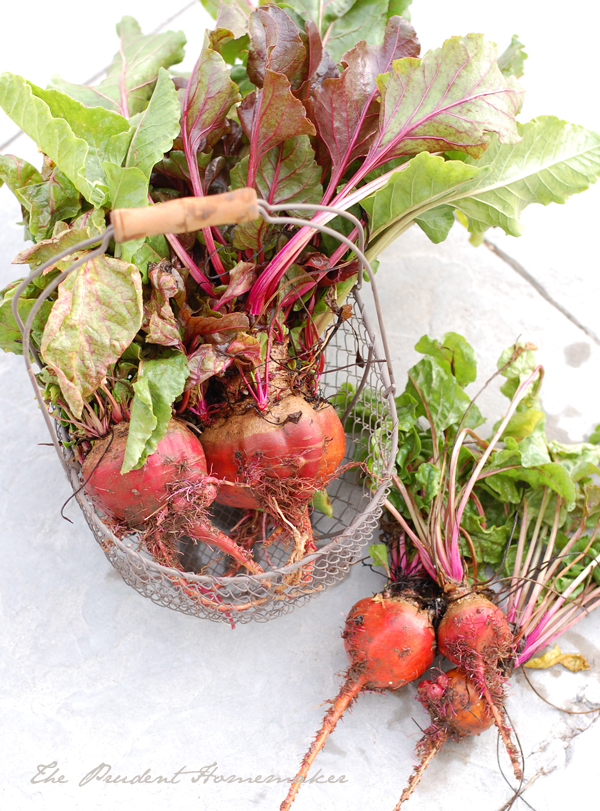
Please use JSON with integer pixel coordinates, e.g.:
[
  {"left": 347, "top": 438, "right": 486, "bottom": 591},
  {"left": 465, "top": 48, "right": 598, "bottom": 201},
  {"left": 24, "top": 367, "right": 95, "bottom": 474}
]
[
  {"left": 482, "top": 449, "right": 576, "bottom": 508},
  {"left": 0, "top": 283, "right": 53, "bottom": 355},
  {"left": 457, "top": 117, "right": 600, "bottom": 238},
  {"left": 387, "top": 0, "right": 412, "bottom": 19},
  {"left": 406, "top": 356, "right": 483, "bottom": 436},
  {"left": 479, "top": 472, "right": 522, "bottom": 504},
  {"left": 368, "top": 543, "right": 390, "bottom": 570},
  {"left": 103, "top": 162, "right": 149, "bottom": 210},
  {"left": 125, "top": 68, "right": 181, "bottom": 180},
  {"left": 122, "top": 352, "right": 189, "bottom": 473},
  {"left": 497, "top": 34, "right": 527, "bottom": 79},
  {"left": 414, "top": 332, "right": 477, "bottom": 388},
  {"left": 15, "top": 166, "right": 82, "bottom": 240},
  {"left": 518, "top": 431, "right": 551, "bottom": 467},
  {"left": 49, "top": 16, "right": 186, "bottom": 116},
  {"left": 28, "top": 84, "right": 133, "bottom": 167},
  {"left": 465, "top": 522, "right": 512, "bottom": 567},
  {"left": 362, "top": 152, "right": 480, "bottom": 240},
  {"left": 590, "top": 424, "right": 600, "bottom": 444},
  {"left": 0, "top": 154, "right": 42, "bottom": 193},
  {"left": 366, "top": 117, "right": 600, "bottom": 259},
  {"left": 548, "top": 440, "right": 600, "bottom": 482},
  {"left": 0, "top": 73, "right": 106, "bottom": 205},
  {"left": 414, "top": 205, "right": 455, "bottom": 243},
  {"left": 323, "top": 0, "right": 390, "bottom": 63},
  {"left": 40, "top": 255, "right": 143, "bottom": 418},
  {"left": 502, "top": 409, "right": 545, "bottom": 442},
  {"left": 415, "top": 462, "right": 441, "bottom": 504}
]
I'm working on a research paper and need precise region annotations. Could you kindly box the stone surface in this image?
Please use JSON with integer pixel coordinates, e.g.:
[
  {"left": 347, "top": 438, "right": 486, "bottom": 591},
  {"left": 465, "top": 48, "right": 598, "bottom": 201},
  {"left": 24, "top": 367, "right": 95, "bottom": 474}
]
[{"left": 1, "top": 4, "right": 600, "bottom": 811}]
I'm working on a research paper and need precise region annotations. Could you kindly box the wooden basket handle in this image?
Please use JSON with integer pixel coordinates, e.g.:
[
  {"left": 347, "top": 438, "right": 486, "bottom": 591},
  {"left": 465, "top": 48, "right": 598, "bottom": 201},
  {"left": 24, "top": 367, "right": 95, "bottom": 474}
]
[{"left": 111, "top": 188, "right": 259, "bottom": 243}]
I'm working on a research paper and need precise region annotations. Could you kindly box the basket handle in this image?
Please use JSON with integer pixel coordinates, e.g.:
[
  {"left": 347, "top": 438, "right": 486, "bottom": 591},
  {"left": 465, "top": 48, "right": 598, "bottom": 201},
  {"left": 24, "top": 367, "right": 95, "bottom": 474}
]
[{"left": 111, "top": 188, "right": 259, "bottom": 243}]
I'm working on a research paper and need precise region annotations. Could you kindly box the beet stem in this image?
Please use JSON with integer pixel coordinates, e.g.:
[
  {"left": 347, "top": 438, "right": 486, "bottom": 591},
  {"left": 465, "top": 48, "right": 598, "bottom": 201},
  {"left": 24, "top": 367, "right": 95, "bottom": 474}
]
[{"left": 280, "top": 671, "right": 368, "bottom": 811}]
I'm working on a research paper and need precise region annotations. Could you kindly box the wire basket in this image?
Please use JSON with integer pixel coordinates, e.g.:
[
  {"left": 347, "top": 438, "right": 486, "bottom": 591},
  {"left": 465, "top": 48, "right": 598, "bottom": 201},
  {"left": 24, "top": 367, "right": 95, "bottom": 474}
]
[{"left": 14, "top": 194, "right": 399, "bottom": 623}]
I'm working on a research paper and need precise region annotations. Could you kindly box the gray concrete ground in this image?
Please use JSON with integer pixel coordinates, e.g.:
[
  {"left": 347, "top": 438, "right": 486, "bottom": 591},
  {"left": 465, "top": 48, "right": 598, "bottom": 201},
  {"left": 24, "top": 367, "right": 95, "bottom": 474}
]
[{"left": 2, "top": 3, "right": 600, "bottom": 810}]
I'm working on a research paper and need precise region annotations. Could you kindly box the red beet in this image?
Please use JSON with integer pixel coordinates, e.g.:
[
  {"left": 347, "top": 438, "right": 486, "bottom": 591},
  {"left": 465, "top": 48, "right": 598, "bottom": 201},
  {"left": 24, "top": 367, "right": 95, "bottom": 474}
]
[
  {"left": 83, "top": 419, "right": 207, "bottom": 524},
  {"left": 82, "top": 418, "right": 264, "bottom": 575},
  {"left": 436, "top": 592, "right": 520, "bottom": 778},
  {"left": 437, "top": 593, "right": 514, "bottom": 671},
  {"left": 417, "top": 667, "right": 493, "bottom": 738},
  {"left": 280, "top": 591, "right": 436, "bottom": 811},
  {"left": 200, "top": 395, "right": 346, "bottom": 509},
  {"left": 394, "top": 667, "right": 493, "bottom": 809}
]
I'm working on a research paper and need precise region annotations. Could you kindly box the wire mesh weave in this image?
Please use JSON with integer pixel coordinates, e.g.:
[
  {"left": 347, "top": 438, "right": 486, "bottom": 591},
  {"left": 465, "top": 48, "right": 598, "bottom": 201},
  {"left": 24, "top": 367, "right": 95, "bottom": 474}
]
[{"left": 54, "top": 286, "right": 397, "bottom": 623}]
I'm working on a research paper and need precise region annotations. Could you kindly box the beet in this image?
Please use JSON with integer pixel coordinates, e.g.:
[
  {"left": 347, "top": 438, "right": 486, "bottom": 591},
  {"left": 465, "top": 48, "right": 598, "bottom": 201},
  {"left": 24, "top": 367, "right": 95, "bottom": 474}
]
[
  {"left": 280, "top": 590, "right": 436, "bottom": 810},
  {"left": 394, "top": 667, "right": 493, "bottom": 809},
  {"left": 83, "top": 418, "right": 207, "bottom": 524},
  {"left": 342, "top": 595, "right": 437, "bottom": 688},
  {"left": 437, "top": 593, "right": 514, "bottom": 672},
  {"left": 436, "top": 592, "right": 520, "bottom": 779},
  {"left": 82, "top": 418, "right": 264, "bottom": 575},
  {"left": 417, "top": 667, "right": 493, "bottom": 738},
  {"left": 199, "top": 395, "right": 346, "bottom": 510}
]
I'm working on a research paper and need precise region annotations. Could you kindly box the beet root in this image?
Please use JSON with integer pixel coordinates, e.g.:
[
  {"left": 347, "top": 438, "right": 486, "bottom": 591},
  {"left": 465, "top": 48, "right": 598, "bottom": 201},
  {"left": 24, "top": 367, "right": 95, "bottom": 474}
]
[
  {"left": 83, "top": 418, "right": 208, "bottom": 524},
  {"left": 436, "top": 592, "right": 521, "bottom": 779},
  {"left": 82, "top": 419, "right": 264, "bottom": 575},
  {"left": 280, "top": 591, "right": 436, "bottom": 811},
  {"left": 199, "top": 395, "right": 346, "bottom": 510},
  {"left": 394, "top": 668, "right": 493, "bottom": 809},
  {"left": 342, "top": 594, "right": 437, "bottom": 689}
]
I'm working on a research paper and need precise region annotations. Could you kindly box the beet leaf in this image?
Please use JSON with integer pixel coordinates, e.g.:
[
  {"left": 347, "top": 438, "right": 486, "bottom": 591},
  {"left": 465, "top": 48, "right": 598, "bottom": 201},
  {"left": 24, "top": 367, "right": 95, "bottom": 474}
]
[
  {"left": 48, "top": 16, "right": 186, "bottom": 117},
  {"left": 40, "top": 255, "right": 143, "bottom": 419}
]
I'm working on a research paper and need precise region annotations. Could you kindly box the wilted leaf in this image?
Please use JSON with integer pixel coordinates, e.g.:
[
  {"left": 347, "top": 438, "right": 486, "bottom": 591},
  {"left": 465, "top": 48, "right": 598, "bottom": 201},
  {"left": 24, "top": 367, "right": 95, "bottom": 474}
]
[
  {"left": 40, "top": 255, "right": 143, "bottom": 418},
  {"left": 215, "top": 262, "right": 257, "bottom": 308},
  {"left": 142, "top": 263, "right": 184, "bottom": 348},
  {"left": 13, "top": 210, "right": 106, "bottom": 270},
  {"left": 524, "top": 643, "right": 590, "bottom": 672},
  {"left": 185, "top": 343, "right": 233, "bottom": 389}
]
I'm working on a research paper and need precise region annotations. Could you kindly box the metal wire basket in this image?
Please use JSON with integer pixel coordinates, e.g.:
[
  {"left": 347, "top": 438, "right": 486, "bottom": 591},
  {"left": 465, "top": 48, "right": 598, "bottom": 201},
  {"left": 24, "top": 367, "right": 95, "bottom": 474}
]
[{"left": 14, "top": 192, "right": 399, "bottom": 623}]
